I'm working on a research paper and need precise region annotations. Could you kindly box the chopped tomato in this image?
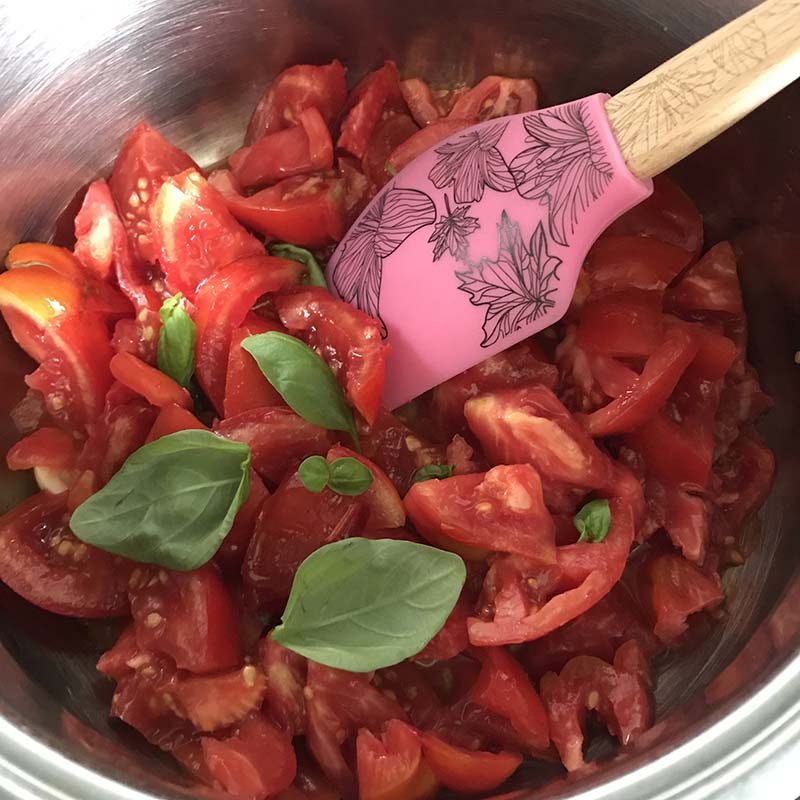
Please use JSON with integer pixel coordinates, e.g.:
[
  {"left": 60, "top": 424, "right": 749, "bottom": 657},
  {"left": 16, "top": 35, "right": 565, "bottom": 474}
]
[
  {"left": 0, "top": 492, "right": 132, "bottom": 617},
  {"left": 150, "top": 169, "right": 264, "bottom": 298},
  {"left": 231, "top": 107, "right": 334, "bottom": 190},
  {"left": 6, "top": 426, "right": 78, "bottom": 474},
  {"left": 193, "top": 254, "right": 303, "bottom": 412},
  {"left": 539, "top": 640, "right": 652, "bottom": 771},
  {"left": 588, "top": 353, "right": 639, "bottom": 399},
  {"left": 242, "top": 468, "right": 366, "bottom": 613},
  {"left": 145, "top": 403, "right": 207, "bottom": 443},
  {"left": 665, "top": 242, "right": 743, "bottom": 317},
  {"left": 224, "top": 314, "right": 286, "bottom": 418},
  {"left": 605, "top": 174, "right": 703, "bottom": 257},
  {"left": 246, "top": 60, "right": 347, "bottom": 144},
  {"left": 405, "top": 465, "right": 556, "bottom": 563},
  {"left": 357, "top": 720, "right": 438, "bottom": 800},
  {"left": 386, "top": 119, "right": 472, "bottom": 175},
  {"left": 277, "top": 287, "right": 389, "bottom": 424},
  {"left": 111, "top": 313, "right": 161, "bottom": 364},
  {"left": 260, "top": 636, "right": 308, "bottom": 736},
  {"left": 129, "top": 564, "right": 242, "bottom": 673},
  {"left": 401, "top": 79, "right": 444, "bottom": 127},
  {"left": 662, "top": 484, "right": 709, "bottom": 563},
  {"left": 338, "top": 62, "right": 404, "bottom": 159},
  {"left": 363, "top": 114, "right": 420, "bottom": 189},
  {"left": 108, "top": 123, "right": 198, "bottom": 265},
  {"left": 413, "top": 593, "right": 472, "bottom": 664},
  {"left": 202, "top": 714, "right": 297, "bottom": 799},
  {"left": 468, "top": 647, "right": 549, "bottom": 751},
  {"left": 216, "top": 469, "right": 270, "bottom": 573},
  {"left": 211, "top": 170, "right": 347, "bottom": 248},
  {"left": 448, "top": 76, "right": 538, "bottom": 121},
  {"left": 215, "top": 407, "right": 334, "bottom": 486},
  {"left": 328, "top": 444, "right": 405, "bottom": 529},
  {"left": 418, "top": 732, "right": 522, "bottom": 793},
  {"left": 665, "top": 317, "right": 738, "bottom": 380},
  {"left": 110, "top": 351, "right": 192, "bottom": 409}
]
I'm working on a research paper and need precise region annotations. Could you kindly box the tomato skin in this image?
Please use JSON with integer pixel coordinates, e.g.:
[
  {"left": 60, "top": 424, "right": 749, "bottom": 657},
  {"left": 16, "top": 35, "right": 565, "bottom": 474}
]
[
  {"left": 129, "top": 564, "right": 243, "bottom": 674},
  {"left": 418, "top": 732, "right": 522, "bottom": 794},
  {"left": 215, "top": 407, "right": 334, "bottom": 487},
  {"left": 110, "top": 351, "right": 192, "bottom": 409},
  {"left": 386, "top": 119, "right": 472, "bottom": 175},
  {"left": 202, "top": 714, "right": 297, "bottom": 799},
  {"left": 277, "top": 287, "right": 389, "bottom": 425},
  {"left": 109, "top": 123, "right": 199, "bottom": 265},
  {"left": 401, "top": 79, "right": 444, "bottom": 127},
  {"left": 448, "top": 76, "right": 538, "bottom": 121},
  {"left": 145, "top": 403, "right": 207, "bottom": 443},
  {"left": 150, "top": 168, "right": 264, "bottom": 299},
  {"left": 246, "top": 60, "right": 347, "bottom": 145},
  {"left": 404, "top": 465, "right": 556, "bottom": 564},
  {"left": 193, "top": 254, "right": 303, "bottom": 413},
  {"left": 362, "top": 113, "right": 420, "bottom": 189},
  {"left": 468, "top": 647, "right": 550, "bottom": 751},
  {"left": 260, "top": 636, "right": 308, "bottom": 736},
  {"left": 0, "top": 492, "right": 133, "bottom": 618}
]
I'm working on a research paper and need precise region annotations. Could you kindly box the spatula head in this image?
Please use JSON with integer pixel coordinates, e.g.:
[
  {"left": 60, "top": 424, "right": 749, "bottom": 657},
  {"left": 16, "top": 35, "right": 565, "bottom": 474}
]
[{"left": 328, "top": 93, "right": 652, "bottom": 409}]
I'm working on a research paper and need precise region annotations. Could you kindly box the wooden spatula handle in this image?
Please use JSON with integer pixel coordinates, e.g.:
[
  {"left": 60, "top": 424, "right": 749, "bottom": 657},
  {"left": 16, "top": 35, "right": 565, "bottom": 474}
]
[{"left": 606, "top": 0, "right": 800, "bottom": 179}]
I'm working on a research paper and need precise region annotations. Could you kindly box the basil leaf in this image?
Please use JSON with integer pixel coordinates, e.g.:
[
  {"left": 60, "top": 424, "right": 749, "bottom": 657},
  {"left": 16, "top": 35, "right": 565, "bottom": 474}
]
[
  {"left": 269, "top": 243, "right": 327, "bottom": 288},
  {"left": 157, "top": 293, "right": 196, "bottom": 388},
  {"left": 242, "top": 332, "right": 359, "bottom": 446},
  {"left": 273, "top": 538, "right": 466, "bottom": 671},
  {"left": 328, "top": 457, "right": 373, "bottom": 496},
  {"left": 298, "top": 455, "right": 330, "bottom": 493},
  {"left": 574, "top": 498, "right": 612, "bottom": 544},
  {"left": 410, "top": 464, "right": 454, "bottom": 485},
  {"left": 70, "top": 430, "right": 251, "bottom": 570}
]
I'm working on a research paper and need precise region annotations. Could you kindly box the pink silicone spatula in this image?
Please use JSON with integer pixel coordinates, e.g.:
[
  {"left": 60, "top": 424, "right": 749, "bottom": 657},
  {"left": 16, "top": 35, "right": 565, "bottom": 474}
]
[{"left": 328, "top": 0, "right": 800, "bottom": 409}]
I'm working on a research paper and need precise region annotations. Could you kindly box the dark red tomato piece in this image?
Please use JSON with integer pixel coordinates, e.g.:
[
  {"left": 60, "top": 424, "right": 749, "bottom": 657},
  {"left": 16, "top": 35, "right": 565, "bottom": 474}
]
[
  {"left": 145, "top": 403, "right": 207, "bottom": 443},
  {"left": 246, "top": 60, "right": 347, "bottom": 145},
  {"left": 464, "top": 385, "right": 614, "bottom": 491},
  {"left": 588, "top": 353, "right": 639, "bottom": 399},
  {"left": 357, "top": 720, "right": 438, "bottom": 800},
  {"left": 604, "top": 174, "right": 703, "bottom": 257},
  {"left": 231, "top": 107, "right": 334, "bottom": 190},
  {"left": 277, "top": 287, "right": 389, "bottom": 425},
  {"left": 363, "top": 114, "right": 420, "bottom": 189},
  {"left": 664, "top": 316, "right": 738, "bottom": 381},
  {"left": 539, "top": 640, "right": 652, "bottom": 772},
  {"left": 211, "top": 169, "right": 347, "bottom": 248},
  {"left": 224, "top": 314, "right": 286, "bottom": 418},
  {"left": 432, "top": 341, "right": 558, "bottom": 437},
  {"left": 193, "top": 255, "right": 303, "bottom": 413},
  {"left": 215, "top": 407, "right": 334, "bottom": 487},
  {"left": 260, "top": 636, "right": 308, "bottom": 736},
  {"left": 242, "top": 469, "right": 366, "bottom": 612},
  {"left": 413, "top": 593, "right": 472, "bottom": 665},
  {"left": 386, "top": 119, "right": 472, "bottom": 175},
  {"left": 715, "top": 363, "right": 772, "bottom": 454},
  {"left": 448, "top": 76, "right": 538, "bottom": 121},
  {"left": 582, "top": 327, "right": 698, "bottom": 437},
  {"left": 640, "top": 550, "right": 724, "bottom": 642},
  {"left": 418, "top": 732, "right": 522, "bottom": 793},
  {"left": 109, "top": 351, "right": 191, "bottom": 409},
  {"left": 584, "top": 235, "right": 691, "bottom": 294},
  {"left": 666, "top": 240, "right": 744, "bottom": 317},
  {"left": 405, "top": 464, "right": 556, "bottom": 563},
  {"left": 577, "top": 288, "right": 664, "bottom": 358},
  {"left": 469, "top": 647, "right": 549, "bottom": 751},
  {"left": 468, "top": 498, "right": 635, "bottom": 646},
  {"left": 202, "top": 714, "right": 297, "bottom": 799},
  {"left": 0, "top": 492, "right": 132, "bottom": 617},
  {"left": 129, "top": 563, "right": 242, "bottom": 673},
  {"left": 108, "top": 123, "right": 198, "bottom": 265},
  {"left": 661, "top": 484, "right": 709, "bottom": 564},
  {"left": 327, "top": 444, "right": 405, "bottom": 529},
  {"left": 216, "top": 470, "right": 270, "bottom": 574},
  {"left": 338, "top": 62, "right": 404, "bottom": 159},
  {"left": 111, "top": 312, "right": 160, "bottom": 365},
  {"left": 401, "top": 79, "right": 444, "bottom": 127},
  {"left": 6, "top": 427, "right": 77, "bottom": 472}
]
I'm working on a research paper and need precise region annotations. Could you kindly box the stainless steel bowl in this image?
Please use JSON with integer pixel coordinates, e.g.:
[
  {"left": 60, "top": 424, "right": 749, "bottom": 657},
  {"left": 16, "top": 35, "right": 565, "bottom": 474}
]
[{"left": 0, "top": 1, "right": 798, "bottom": 798}]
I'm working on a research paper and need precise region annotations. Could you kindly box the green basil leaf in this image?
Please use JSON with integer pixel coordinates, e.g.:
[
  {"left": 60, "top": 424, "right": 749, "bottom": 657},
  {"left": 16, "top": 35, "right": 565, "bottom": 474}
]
[
  {"left": 242, "top": 332, "right": 359, "bottom": 446},
  {"left": 269, "top": 243, "right": 327, "bottom": 288},
  {"left": 70, "top": 430, "right": 251, "bottom": 570},
  {"left": 328, "top": 457, "right": 373, "bottom": 496},
  {"left": 273, "top": 538, "right": 466, "bottom": 671},
  {"left": 298, "top": 455, "right": 330, "bottom": 493},
  {"left": 574, "top": 498, "right": 612, "bottom": 544},
  {"left": 157, "top": 293, "right": 196, "bottom": 388},
  {"left": 410, "top": 464, "right": 454, "bottom": 485}
]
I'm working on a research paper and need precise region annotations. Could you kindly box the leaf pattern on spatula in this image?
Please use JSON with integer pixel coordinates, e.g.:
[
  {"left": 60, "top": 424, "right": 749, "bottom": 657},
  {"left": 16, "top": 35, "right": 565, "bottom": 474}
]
[
  {"left": 428, "top": 121, "right": 516, "bottom": 204},
  {"left": 456, "top": 211, "right": 561, "bottom": 348},
  {"left": 510, "top": 101, "right": 613, "bottom": 246},
  {"left": 428, "top": 194, "right": 480, "bottom": 262},
  {"left": 330, "top": 187, "right": 437, "bottom": 336}
]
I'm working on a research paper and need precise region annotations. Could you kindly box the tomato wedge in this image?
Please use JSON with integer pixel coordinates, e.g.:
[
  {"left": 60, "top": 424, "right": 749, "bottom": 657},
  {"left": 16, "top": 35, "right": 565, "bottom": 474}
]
[
  {"left": 401, "top": 79, "right": 445, "bottom": 127},
  {"left": 6, "top": 427, "right": 78, "bottom": 473},
  {"left": 386, "top": 119, "right": 472, "bottom": 175},
  {"left": 363, "top": 114, "right": 420, "bottom": 189},
  {"left": 448, "top": 76, "right": 538, "bottom": 121},
  {"left": 260, "top": 636, "right": 308, "bottom": 736},
  {"left": 413, "top": 593, "right": 472, "bottom": 664},
  {"left": 110, "top": 351, "right": 192, "bottom": 409},
  {"left": 145, "top": 403, "right": 207, "bottom": 443}
]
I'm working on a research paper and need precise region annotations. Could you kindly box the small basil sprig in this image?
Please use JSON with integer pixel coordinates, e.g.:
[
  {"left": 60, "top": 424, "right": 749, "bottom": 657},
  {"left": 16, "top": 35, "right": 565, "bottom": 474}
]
[
  {"left": 410, "top": 464, "right": 454, "bottom": 486},
  {"left": 299, "top": 455, "right": 373, "bottom": 496},
  {"left": 242, "top": 332, "right": 358, "bottom": 446},
  {"left": 70, "top": 431, "right": 251, "bottom": 570},
  {"left": 574, "top": 499, "right": 612, "bottom": 543},
  {"left": 269, "top": 243, "right": 327, "bottom": 288},
  {"left": 157, "top": 293, "right": 196, "bottom": 388},
  {"left": 273, "top": 538, "right": 466, "bottom": 671}
]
